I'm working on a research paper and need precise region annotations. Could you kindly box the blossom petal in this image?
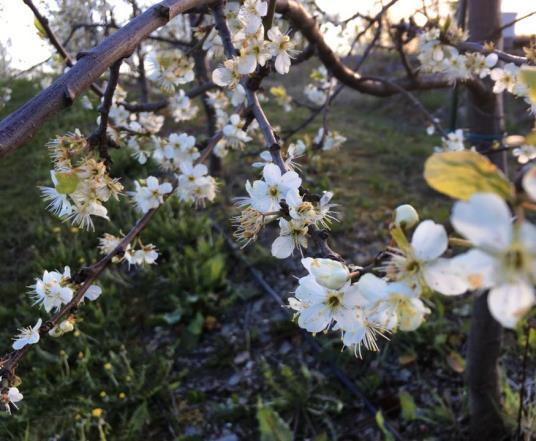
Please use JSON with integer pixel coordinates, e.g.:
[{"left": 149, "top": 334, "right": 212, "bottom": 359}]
[
  {"left": 271, "top": 235, "right": 294, "bottom": 259},
  {"left": 279, "top": 170, "right": 301, "bottom": 192},
  {"left": 298, "top": 303, "right": 331, "bottom": 333},
  {"left": 411, "top": 220, "right": 448, "bottom": 261},
  {"left": 263, "top": 163, "right": 281, "bottom": 185},
  {"left": 356, "top": 273, "right": 387, "bottom": 303},
  {"left": 488, "top": 282, "right": 535, "bottom": 328},
  {"left": 451, "top": 249, "right": 496, "bottom": 290},
  {"left": 451, "top": 193, "right": 512, "bottom": 252},
  {"left": 423, "top": 258, "right": 468, "bottom": 295},
  {"left": 295, "top": 275, "right": 327, "bottom": 304}
]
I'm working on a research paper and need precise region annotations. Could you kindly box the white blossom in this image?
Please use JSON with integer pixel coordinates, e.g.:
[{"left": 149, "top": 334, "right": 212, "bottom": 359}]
[
  {"left": 30, "top": 267, "right": 73, "bottom": 312},
  {"left": 449, "top": 193, "right": 536, "bottom": 328},
  {"left": 212, "top": 58, "right": 242, "bottom": 89},
  {"left": 176, "top": 163, "right": 217, "bottom": 205},
  {"left": 491, "top": 63, "right": 519, "bottom": 94},
  {"left": 131, "top": 176, "right": 173, "bottom": 213},
  {"left": 271, "top": 218, "right": 308, "bottom": 258},
  {"left": 267, "top": 26, "right": 296, "bottom": 75},
  {"left": 12, "top": 318, "right": 42, "bottom": 350},
  {"left": 238, "top": 0, "right": 267, "bottom": 34},
  {"left": 383, "top": 220, "right": 467, "bottom": 295},
  {"left": 242, "top": 163, "right": 301, "bottom": 213},
  {"left": 223, "top": 114, "right": 252, "bottom": 149},
  {"left": 169, "top": 90, "right": 199, "bottom": 122}
]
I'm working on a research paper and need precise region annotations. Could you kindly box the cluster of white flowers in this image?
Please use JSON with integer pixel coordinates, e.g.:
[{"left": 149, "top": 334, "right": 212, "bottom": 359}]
[
  {"left": 418, "top": 26, "right": 491, "bottom": 83},
  {"left": 212, "top": 0, "right": 297, "bottom": 89},
  {"left": 28, "top": 266, "right": 102, "bottom": 315},
  {"left": 125, "top": 130, "right": 218, "bottom": 207},
  {"left": 105, "top": 87, "right": 165, "bottom": 137},
  {"left": 6, "top": 261, "right": 103, "bottom": 411},
  {"left": 99, "top": 233, "right": 159, "bottom": 268},
  {"left": 40, "top": 131, "right": 123, "bottom": 230},
  {"left": 168, "top": 90, "right": 199, "bottom": 122},
  {"left": 314, "top": 127, "right": 347, "bottom": 151},
  {"left": 147, "top": 50, "right": 195, "bottom": 94},
  {"left": 289, "top": 184, "right": 536, "bottom": 354},
  {"left": 153, "top": 133, "right": 199, "bottom": 170},
  {"left": 235, "top": 163, "right": 335, "bottom": 258},
  {"left": 418, "top": 21, "right": 536, "bottom": 113},
  {"left": 304, "top": 66, "right": 335, "bottom": 106},
  {"left": 434, "top": 129, "right": 466, "bottom": 152},
  {"left": 176, "top": 163, "right": 217, "bottom": 206},
  {"left": 130, "top": 175, "right": 173, "bottom": 213}
]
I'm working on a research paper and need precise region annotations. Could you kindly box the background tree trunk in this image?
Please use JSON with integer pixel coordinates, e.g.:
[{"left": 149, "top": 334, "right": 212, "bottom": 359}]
[{"left": 466, "top": 0, "right": 508, "bottom": 439}]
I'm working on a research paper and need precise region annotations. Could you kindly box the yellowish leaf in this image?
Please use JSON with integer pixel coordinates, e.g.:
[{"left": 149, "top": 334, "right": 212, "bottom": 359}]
[
  {"left": 270, "top": 86, "right": 287, "bottom": 98},
  {"left": 55, "top": 172, "right": 79, "bottom": 194},
  {"left": 33, "top": 17, "right": 47, "bottom": 39},
  {"left": 398, "top": 352, "right": 417, "bottom": 366},
  {"left": 446, "top": 351, "right": 465, "bottom": 373},
  {"left": 519, "top": 66, "right": 536, "bottom": 104},
  {"left": 526, "top": 130, "right": 536, "bottom": 147},
  {"left": 424, "top": 150, "right": 513, "bottom": 201}
]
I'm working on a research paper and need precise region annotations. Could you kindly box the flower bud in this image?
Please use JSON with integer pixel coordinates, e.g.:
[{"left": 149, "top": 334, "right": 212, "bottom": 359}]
[
  {"left": 394, "top": 204, "right": 419, "bottom": 230},
  {"left": 485, "top": 53, "right": 498, "bottom": 68},
  {"left": 48, "top": 326, "right": 63, "bottom": 338},
  {"left": 59, "top": 319, "right": 75, "bottom": 334},
  {"left": 303, "top": 257, "right": 349, "bottom": 290}
]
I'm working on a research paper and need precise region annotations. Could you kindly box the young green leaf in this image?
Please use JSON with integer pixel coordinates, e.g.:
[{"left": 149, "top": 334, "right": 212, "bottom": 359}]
[{"left": 257, "top": 400, "right": 293, "bottom": 441}]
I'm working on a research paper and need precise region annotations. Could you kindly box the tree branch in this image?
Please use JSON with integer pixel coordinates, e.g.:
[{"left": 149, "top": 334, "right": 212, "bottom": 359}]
[
  {"left": 275, "top": 0, "right": 488, "bottom": 98},
  {"left": 88, "top": 60, "right": 123, "bottom": 163},
  {"left": 0, "top": 0, "right": 213, "bottom": 159},
  {"left": 22, "top": 0, "right": 105, "bottom": 97}
]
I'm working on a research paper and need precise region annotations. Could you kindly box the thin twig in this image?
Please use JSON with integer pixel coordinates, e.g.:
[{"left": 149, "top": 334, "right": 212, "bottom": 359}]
[
  {"left": 22, "top": 0, "right": 105, "bottom": 97},
  {"left": 88, "top": 60, "right": 123, "bottom": 163}
]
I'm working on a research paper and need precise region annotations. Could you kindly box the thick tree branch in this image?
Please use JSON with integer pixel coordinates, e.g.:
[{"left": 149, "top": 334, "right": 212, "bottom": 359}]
[
  {"left": 0, "top": 0, "right": 212, "bottom": 159},
  {"left": 275, "top": 0, "right": 487, "bottom": 98},
  {"left": 64, "top": 22, "right": 195, "bottom": 48},
  {"left": 22, "top": 0, "right": 105, "bottom": 97}
]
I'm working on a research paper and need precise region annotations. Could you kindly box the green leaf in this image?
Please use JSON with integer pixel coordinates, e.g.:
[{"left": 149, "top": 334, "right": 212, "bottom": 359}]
[
  {"left": 257, "top": 400, "right": 293, "bottom": 441},
  {"left": 375, "top": 411, "right": 395, "bottom": 441},
  {"left": 424, "top": 150, "right": 513, "bottom": 201},
  {"left": 55, "top": 172, "right": 80, "bottom": 194},
  {"left": 399, "top": 390, "right": 417, "bottom": 421},
  {"left": 127, "top": 401, "right": 150, "bottom": 436},
  {"left": 33, "top": 17, "right": 47, "bottom": 39},
  {"left": 187, "top": 312, "right": 204, "bottom": 336}
]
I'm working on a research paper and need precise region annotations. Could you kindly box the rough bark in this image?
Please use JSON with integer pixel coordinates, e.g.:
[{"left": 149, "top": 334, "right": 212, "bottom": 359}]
[{"left": 466, "top": 0, "right": 508, "bottom": 439}]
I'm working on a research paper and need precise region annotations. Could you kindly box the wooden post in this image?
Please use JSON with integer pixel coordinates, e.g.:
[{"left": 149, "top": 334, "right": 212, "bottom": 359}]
[{"left": 466, "top": 0, "right": 508, "bottom": 439}]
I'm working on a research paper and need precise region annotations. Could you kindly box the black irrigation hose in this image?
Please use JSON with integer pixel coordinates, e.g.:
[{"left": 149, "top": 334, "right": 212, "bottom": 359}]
[{"left": 212, "top": 221, "right": 404, "bottom": 441}]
